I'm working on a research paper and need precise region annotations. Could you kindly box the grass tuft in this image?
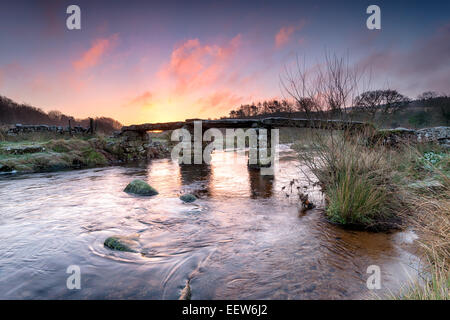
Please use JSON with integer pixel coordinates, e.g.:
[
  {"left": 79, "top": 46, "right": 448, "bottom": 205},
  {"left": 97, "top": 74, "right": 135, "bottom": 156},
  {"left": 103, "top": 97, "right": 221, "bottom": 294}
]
[{"left": 295, "top": 131, "right": 400, "bottom": 229}]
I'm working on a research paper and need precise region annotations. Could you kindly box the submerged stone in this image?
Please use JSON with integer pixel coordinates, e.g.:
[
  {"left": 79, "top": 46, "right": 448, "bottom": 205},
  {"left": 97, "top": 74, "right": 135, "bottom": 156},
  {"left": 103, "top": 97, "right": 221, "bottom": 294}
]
[
  {"left": 124, "top": 179, "right": 158, "bottom": 196},
  {"left": 104, "top": 235, "right": 139, "bottom": 252},
  {"left": 180, "top": 194, "right": 197, "bottom": 203}
]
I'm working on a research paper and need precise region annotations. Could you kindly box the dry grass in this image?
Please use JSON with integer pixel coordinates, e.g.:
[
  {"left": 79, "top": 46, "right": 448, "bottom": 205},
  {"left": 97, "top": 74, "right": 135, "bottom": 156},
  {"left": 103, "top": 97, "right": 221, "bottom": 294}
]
[{"left": 395, "top": 171, "right": 449, "bottom": 299}]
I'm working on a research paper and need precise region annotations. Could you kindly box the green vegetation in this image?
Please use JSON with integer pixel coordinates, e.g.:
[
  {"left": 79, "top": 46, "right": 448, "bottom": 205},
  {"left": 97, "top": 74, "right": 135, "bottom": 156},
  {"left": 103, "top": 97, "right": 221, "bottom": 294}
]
[
  {"left": 326, "top": 166, "right": 389, "bottom": 226},
  {"left": 82, "top": 149, "right": 108, "bottom": 166},
  {"left": 0, "top": 128, "right": 170, "bottom": 174},
  {"left": 408, "top": 111, "right": 432, "bottom": 128},
  {"left": 0, "top": 136, "right": 111, "bottom": 173},
  {"left": 124, "top": 179, "right": 158, "bottom": 196},
  {"left": 104, "top": 236, "right": 136, "bottom": 252},
  {"left": 295, "top": 133, "right": 400, "bottom": 230}
]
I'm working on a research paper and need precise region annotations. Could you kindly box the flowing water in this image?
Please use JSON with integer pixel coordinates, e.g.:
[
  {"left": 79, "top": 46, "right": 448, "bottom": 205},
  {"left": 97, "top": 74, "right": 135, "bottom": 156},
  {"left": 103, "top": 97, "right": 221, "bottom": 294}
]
[{"left": 0, "top": 147, "right": 420, "bottom": 299}]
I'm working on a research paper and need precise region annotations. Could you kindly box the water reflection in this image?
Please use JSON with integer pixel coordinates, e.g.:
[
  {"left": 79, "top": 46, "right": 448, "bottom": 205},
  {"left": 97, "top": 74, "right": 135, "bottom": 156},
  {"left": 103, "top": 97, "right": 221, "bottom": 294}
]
[
  {"left": 179, "top": 163, "right": 212, "bottom": 198},
  {"left": 247, "top": 168, "right": 273, "bottom": 199}
]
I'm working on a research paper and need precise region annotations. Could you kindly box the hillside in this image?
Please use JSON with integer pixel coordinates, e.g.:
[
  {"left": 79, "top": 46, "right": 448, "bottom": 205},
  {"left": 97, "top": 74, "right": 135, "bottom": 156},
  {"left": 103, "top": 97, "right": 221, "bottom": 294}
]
[
  {"left": 226, "top": 96, "right": 450, "bottom": 129},
  {"left": 0, "top": 95, "right": 122, "bottom": 134}
]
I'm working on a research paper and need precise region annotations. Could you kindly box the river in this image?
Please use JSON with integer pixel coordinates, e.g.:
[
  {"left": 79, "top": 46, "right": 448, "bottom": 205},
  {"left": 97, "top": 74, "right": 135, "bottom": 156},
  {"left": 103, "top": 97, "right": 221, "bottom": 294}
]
[{"left": 0, "top": 146, "right": 420, "bottom": 299}]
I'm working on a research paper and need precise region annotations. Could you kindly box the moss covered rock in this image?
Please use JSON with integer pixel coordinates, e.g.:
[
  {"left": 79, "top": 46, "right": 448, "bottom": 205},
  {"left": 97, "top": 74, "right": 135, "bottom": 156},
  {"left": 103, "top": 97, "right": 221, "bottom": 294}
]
[
  {"left": 124, "top": 179, "right": 158, "bottom": 196},
  {"left": 104, "top": 235, "right": 139, "bottom": 252},
  {"left": 180, "top": 193, "right": 197, "bottom": 203}
]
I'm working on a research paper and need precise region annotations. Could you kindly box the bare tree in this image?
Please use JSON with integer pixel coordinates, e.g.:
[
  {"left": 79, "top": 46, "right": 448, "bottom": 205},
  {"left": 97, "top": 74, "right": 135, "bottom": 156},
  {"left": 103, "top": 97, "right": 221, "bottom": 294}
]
[
  {"left": 382, "top": 89, "right": 410, "bottom": 114},
  {"left": 317, "top": 52, "right": 360, "bottom": 118},
  {"left": 438, "top": 95, "right": 450, "bottom": 125},
  {"left": 417, "top": 91, "right": 450, "bottom": 125},
  {"left": 417, "top": 91, "right": 439, "bottom": 101},
  {"left": 281, "top": 52, "right": 366, "bottom": 120},
  {"left": 280, "top": 55, "right": 322, "bottom": 119},
  {"left": 353, "top": 89, "right": 409, "bottom": 119},
  {"left": 354, "top": 90, "right": 384, "bottom": 120},
  {"left": 48, "top": 110, "right": 63, "bottom": 121},
  {"left": 294, "top": 97, "right": 319, "bottom": 115}
]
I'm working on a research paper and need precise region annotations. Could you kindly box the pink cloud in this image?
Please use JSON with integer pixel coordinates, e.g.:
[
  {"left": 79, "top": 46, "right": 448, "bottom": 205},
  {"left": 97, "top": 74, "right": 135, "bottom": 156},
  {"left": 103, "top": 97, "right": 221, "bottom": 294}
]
[
  {"left": 275, "top": 21, "right": 306, "bottom": 48},
  {"left": 73, "top": 34, "right": 118, "bottom": 71},
  {"left": 140, "top": 34, "right": 269, "bottom": 120},
  {"left": 159, "top": 34, "right": 242, "bottom": 94},
  {"left": 197, "top": 90, "right": 245, "bottom": 114},
  {"left": 128, "top": 91, "right": 153, "bottom": 107}
]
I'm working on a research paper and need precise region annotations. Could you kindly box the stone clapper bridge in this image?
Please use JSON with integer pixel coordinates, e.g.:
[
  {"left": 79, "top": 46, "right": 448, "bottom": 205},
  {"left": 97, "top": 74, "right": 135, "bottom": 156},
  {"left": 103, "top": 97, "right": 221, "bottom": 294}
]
[{"left": 119, "top": 117, "right": 369, "bottom": 170}]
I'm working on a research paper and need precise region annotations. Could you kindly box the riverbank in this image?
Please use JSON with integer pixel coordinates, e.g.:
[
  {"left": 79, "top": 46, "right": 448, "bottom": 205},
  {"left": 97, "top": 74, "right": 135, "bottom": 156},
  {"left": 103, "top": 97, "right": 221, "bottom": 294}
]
[
  {"left": 292, "top": 129, "right": 449, "bottom": 299},
  {"left": 0, "top": 132, "right": 170, "bottom": 174}
]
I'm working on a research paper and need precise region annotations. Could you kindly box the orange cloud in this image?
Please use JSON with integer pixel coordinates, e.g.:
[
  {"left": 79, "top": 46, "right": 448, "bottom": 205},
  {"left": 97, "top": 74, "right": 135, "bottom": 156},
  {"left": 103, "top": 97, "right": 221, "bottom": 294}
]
[
  {"left": 275, "top": 21, "right": 306, "bottom": 48},
  {"left": 73, "top": 34, "right": 118, "bottom": 71}
]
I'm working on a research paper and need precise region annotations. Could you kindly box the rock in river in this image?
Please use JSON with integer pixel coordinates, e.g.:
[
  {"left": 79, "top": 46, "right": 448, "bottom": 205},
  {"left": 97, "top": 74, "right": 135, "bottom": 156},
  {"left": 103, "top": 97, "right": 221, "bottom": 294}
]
[
  {"left": 124, "top": 179, "right": 158, "bottom": 196},
  {"left": 180, "top": 194, "right": 197, "bottom": 203},
  {"left": 104, "top": 235, "right": 139, "bottom": 252}
]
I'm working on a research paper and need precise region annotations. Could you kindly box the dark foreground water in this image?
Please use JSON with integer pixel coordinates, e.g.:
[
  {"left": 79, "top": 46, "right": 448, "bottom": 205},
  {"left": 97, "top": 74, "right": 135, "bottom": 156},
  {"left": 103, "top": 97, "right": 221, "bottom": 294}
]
[{"left": 0, "top": 147, "right": 420, "bottom": 299}]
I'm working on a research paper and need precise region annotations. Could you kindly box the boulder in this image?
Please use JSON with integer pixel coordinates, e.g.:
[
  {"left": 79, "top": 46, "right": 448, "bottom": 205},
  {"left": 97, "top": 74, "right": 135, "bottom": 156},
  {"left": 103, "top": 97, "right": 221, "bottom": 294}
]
[
  {"left": 180, "top": 193, "right": 197, "bottom": 203},
  {"left": 124, "top": 179, "right": 158, "bottom": 196},
  {"left": 104, "top": 235, "right": 139, "bottom": 252}
]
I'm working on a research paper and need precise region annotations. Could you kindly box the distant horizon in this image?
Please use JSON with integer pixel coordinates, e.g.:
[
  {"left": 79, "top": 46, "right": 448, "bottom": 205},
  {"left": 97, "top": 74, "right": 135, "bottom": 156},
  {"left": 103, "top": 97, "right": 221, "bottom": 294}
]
[{"left": 1, "top": 0, "right": 449, "bottom": 125}]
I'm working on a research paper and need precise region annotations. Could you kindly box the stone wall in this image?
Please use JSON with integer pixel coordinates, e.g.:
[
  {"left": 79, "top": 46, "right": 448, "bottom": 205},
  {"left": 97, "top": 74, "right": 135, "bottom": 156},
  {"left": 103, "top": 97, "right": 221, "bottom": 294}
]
[
  {"left": 374, "top": 126, "right": 450, "bottom": 148},
  {"left": 7, "top": 124, "right": 89, "bottom": 135}
]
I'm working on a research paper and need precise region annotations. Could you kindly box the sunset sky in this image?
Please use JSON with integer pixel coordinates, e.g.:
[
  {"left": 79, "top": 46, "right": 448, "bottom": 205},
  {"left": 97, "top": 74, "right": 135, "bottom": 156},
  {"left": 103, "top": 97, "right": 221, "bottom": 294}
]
[{"left": 0, "top": 0, "right": 449, "bottom": 125}]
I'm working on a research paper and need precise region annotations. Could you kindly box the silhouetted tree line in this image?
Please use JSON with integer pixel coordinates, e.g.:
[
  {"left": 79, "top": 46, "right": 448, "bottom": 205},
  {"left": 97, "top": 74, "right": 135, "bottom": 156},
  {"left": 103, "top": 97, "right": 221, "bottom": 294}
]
[
  {"left": 353, "top": 89, "right": 411, "bottom": 119},
  {"left": 416, "top": 91, "right": 450, "bottom": 125},
  {"left": 0, "top": 95, "right": 122, "bottom": 133},
  {"left": 228, "top": 99, "right": 296, "bottom": 118},
  {"left": 228, "top": 91, "right": 450, "bottom": 125}
]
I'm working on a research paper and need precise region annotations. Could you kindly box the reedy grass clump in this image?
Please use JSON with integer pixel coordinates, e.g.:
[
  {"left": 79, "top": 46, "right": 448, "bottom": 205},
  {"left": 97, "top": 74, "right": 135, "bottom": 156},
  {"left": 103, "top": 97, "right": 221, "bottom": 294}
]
[{"left": 296, "top": 131, "right": 400, "bottom": 229}]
